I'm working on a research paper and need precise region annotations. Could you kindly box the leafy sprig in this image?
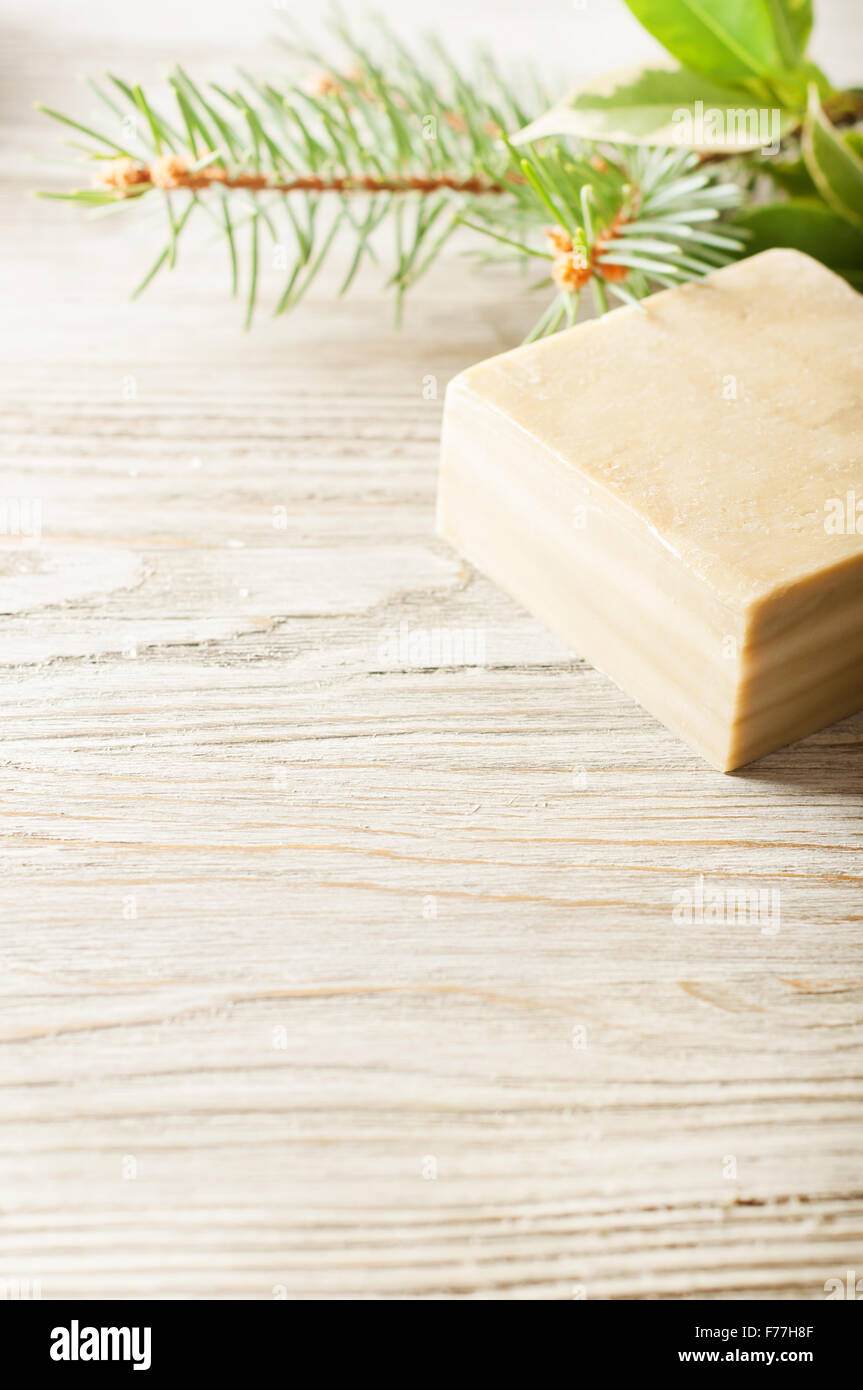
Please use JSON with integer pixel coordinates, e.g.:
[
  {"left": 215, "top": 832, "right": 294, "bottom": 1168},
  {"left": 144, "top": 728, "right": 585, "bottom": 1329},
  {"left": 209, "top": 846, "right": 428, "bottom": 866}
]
[
  {"left": 461, "top": 139, "right": 744, "bottom": 332},
  {"left": 526, "top": 0, "right": 863, "bottom": 290},
  {"left": 34, "top": 2, "right": 863, "bottom": 336},
  {"left": 37, "top": 17, "right": 541, "bottom": 328}
]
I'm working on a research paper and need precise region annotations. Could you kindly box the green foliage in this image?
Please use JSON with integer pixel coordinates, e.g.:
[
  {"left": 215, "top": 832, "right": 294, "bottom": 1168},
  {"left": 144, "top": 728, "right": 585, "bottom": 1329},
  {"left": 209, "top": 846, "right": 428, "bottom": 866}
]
[
  {"left": 760, "top": 155, "right": 817, "bottom": 196},
  {"left": 770, "top": 0, "right": 816, "bottom": 62},
  {"left": 621, "top": 0, "right": 816, "bottom": 97},
  {"left": 736, "top": 197, "right": 863, "bottom": 286},
  {"left": 517, "top": 0, "right": 862, "bottom": 302},
  {"left": 466, "top": 141, "right": 744, "bottom": 329},
  {"left": 514, "top": 64, "right": 796, "bottom": 152},
  {"left": 803, "top": 86, "right": 863, "bottom": 229},
  {"left": 37, "top": 16, "right": 536, "bottom": 328},
  {"left": 34, "top": 2, "right": 863, "bottom": 337},
  {"left": 520, "top": 0, "right": 837, "bottom": 155},
  {"left": 36, "top": 12, "right": 744, "bottom": 335}
]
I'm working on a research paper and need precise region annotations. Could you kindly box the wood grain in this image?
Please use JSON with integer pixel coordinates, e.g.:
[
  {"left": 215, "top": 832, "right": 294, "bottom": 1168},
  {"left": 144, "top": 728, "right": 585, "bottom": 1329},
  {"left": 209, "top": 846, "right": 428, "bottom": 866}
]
[{"left": 0, "top": 0, "right": 861, "bottom": 1301}]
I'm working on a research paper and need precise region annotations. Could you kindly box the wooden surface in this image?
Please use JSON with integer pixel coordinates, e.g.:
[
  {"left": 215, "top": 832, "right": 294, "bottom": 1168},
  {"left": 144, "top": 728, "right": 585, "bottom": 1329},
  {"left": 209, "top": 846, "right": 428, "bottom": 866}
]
[{"left": 1, "top": 1, "right": 862, "bottom": 1301}]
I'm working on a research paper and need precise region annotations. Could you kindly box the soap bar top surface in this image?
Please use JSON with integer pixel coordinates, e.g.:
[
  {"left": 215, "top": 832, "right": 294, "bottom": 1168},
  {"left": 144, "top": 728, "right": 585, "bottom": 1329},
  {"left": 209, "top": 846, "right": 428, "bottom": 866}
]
[{"left": 453, "top": 250, "right": 863, "bottom": 611}]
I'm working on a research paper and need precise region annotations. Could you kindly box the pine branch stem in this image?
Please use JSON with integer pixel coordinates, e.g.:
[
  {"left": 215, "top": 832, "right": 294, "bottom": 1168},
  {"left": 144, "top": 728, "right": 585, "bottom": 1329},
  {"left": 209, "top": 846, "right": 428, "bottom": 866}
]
[{"left": 100, "top": 156, "right": 522, "bottom": 197}]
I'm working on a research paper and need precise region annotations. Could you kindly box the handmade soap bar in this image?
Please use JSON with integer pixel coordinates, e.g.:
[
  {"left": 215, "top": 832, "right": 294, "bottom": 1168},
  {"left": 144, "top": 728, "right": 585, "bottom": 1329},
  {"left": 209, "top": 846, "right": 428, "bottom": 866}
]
[{"left": 437, "top": 249, "right": 863, "bottom": 770}]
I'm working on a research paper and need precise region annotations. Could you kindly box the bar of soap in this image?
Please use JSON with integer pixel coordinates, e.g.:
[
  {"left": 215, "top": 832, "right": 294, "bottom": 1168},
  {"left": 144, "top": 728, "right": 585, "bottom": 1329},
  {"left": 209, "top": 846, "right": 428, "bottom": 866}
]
[{"left": 437, "top": 249, "right": 863, "bottom": 771}]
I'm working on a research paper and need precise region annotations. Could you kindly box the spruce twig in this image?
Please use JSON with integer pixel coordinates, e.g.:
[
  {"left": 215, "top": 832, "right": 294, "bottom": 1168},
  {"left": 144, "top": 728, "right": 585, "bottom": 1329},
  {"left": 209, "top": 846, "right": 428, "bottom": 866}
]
[{"left": 35, "top": 16, "right": 745, "bottom": 335}]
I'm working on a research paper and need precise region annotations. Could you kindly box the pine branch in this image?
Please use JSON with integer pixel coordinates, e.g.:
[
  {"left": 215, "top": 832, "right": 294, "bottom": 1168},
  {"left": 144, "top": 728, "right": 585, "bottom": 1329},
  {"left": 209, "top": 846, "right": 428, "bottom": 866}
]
[
  {"left": 35, "top": 13, "right": 745, "bottom": 335},
  {"left": 458, "top": 140, "right": 745, "bottom": 328}
]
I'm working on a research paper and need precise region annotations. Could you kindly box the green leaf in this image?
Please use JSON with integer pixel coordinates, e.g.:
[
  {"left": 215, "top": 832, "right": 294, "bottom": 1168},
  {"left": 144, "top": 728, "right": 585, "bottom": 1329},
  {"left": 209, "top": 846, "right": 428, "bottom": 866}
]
[
  {"left": 802, "top": 88, "right": 863, "bottom": 230},
  {"left": 763, "top": 0, "right": 813, "bottom": 64},
  {"left": 736, "top": 197, "right": 863, "bottom": 284},
  {"left": 761, "top": 155, "right": 817, "bottom": 196},
  {"left": 513, "top": 63, "right": 794, "bottom": 152},
  {"left": 621, "top": 0, "right": 806, "bottom": 84}
]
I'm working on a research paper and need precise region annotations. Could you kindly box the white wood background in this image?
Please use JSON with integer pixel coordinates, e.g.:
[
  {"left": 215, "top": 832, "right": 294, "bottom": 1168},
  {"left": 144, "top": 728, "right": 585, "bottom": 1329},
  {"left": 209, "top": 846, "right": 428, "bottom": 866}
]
[{"left": 1, "top": 0, "right": 862, "bottom": 1300}]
